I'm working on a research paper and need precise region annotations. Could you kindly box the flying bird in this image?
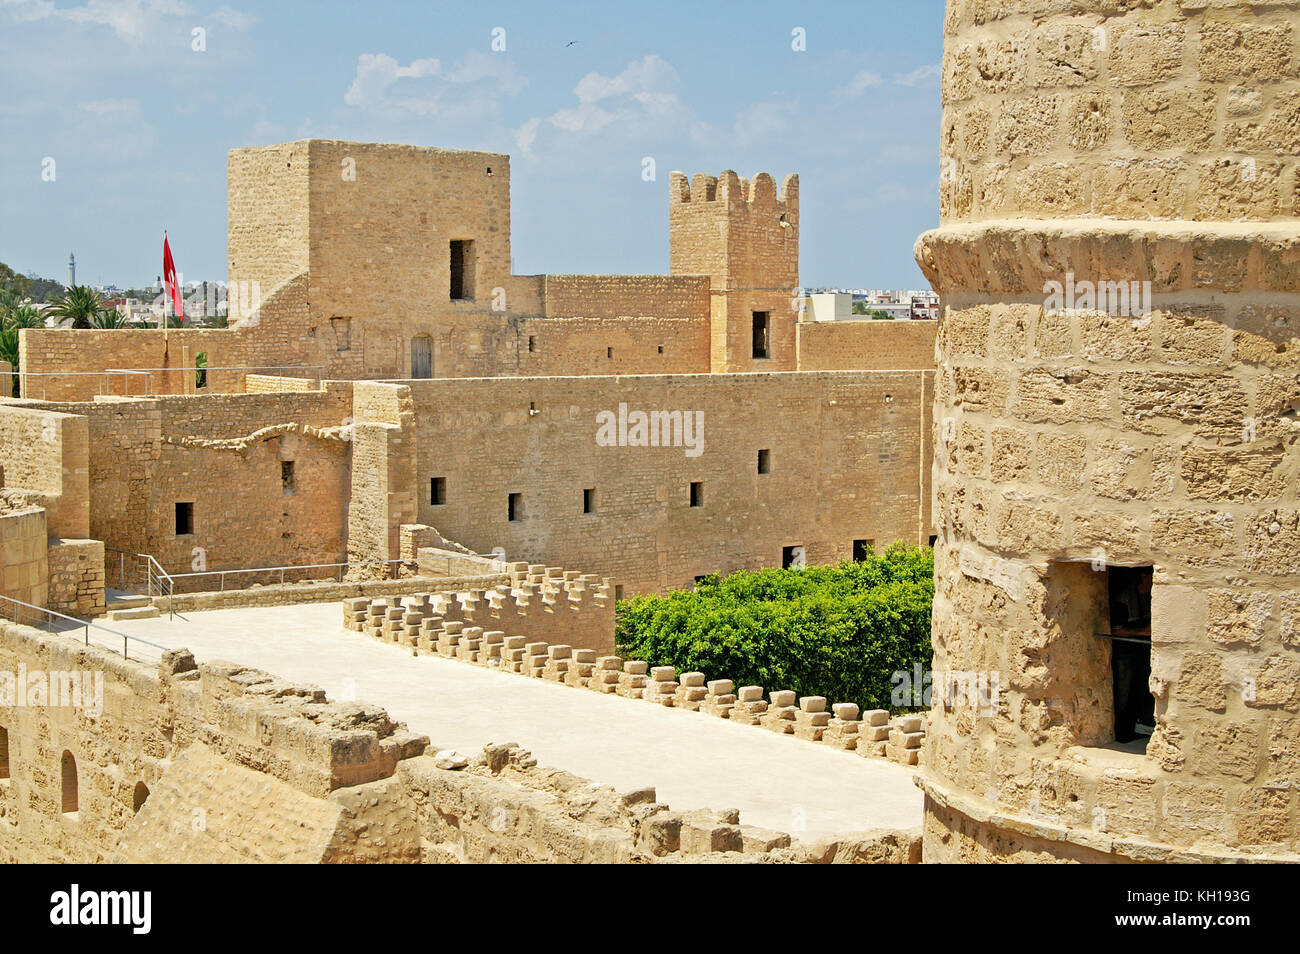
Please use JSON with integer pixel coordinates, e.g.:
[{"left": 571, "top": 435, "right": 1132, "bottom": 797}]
[{"left": 566, "top": 40, "right": 578, "bottom": 47}]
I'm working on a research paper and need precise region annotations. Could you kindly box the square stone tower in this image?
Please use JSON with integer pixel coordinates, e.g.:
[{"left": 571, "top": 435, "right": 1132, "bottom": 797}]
[
  {"left": 668, "top": 170, "right": 799, "bottom": 372},
  {"left": 226, "top": 140, "right": 511, "bottom": 377}
]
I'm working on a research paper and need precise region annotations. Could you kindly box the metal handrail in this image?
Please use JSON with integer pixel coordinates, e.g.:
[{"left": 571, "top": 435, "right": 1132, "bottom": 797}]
[
  {"left": 103, "top": 547, "right": 176, "bottom": 620},
  {"left": 167, "top": 558, "right": 418, "bottom": 592},
  {"left": 0, "top": 594, "right": 169, "bottom": 662}
]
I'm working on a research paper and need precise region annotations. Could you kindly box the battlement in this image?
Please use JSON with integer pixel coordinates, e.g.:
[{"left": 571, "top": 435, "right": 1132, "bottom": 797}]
[
  {"left": 669, "top": 170, "right": 798, "bottom": 215},
  {"left": 344, "top": 562, "right": 616, "bottom": 656}
]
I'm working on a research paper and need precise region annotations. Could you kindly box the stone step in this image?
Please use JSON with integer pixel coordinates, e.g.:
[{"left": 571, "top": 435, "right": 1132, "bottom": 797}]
[
  {"left": 106, "top": 595, "right": 152, "bottom": 611},
  {"left": 105, "top": 605, "right": 161, "bottom": 621}
]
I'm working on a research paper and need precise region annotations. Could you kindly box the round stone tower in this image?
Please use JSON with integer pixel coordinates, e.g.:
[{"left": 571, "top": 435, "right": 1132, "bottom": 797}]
[{"left": 916, "top": 0, "right": 1300, "bottom": 862}]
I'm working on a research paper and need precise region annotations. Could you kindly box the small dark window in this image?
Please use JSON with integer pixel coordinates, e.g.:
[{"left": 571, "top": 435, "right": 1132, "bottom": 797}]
[
  {"left": 752, "top": 311, "right": 770, "bottom": 359},
  {"left": 782, "top": 545, "right": 804, "bottom": 569},
  {"left": 281, "top": 460, "right": 295, "bottom": 494},
  {"left": 133, "top": 781, "right": 150, "bottom": 813},
  {"left": 758, "top": 449, "right": 771, "bottom": 474},
  {"left": 693, "top": 575, "right": 711, "bottom": 587},
  {"left": 175, "top": 502, "right": 194, "bottom": 535},
  {"left": 657, "top": 345, "right": 664, "bottom": 354},
  {"left": 614, "top": 585, "right": 625, "bottom": 601},
  {"left": 528, "top": 335, "right": 537, "bottom": 353},
  {"left": 0, "top": 726, "right": 9, "bottom": 780},
  {"left": 689, "top": 482, "right": 704, "bottom": 507},
  {"left": 430, "top": 477, "right": 446, "bottom": 506},
  {"left": 508, "top": 492, "right": 523, "bottom": 522},
  {"left": 853, "top": 539, "right": 875, "bottom": 561},
  {"left": 928, "top": 535, "right": 938, "bottom": 547},
  {"left": 607, "top": 346, "right": 613, "bottom": 359},
  {"left": 1107, "top": 566, "right": 1155, "bottom": 746},
  {"left": 60, "top": 750, "right": 77, "bottom": 814},
  {"left": 583, "top": 488, "right": 596, "bottom": 514},
  {"left": 194, "top": 352, "right": 208, "bottom": 390},
  {"left": 450, "top": 240, "right": 474, "bottom": 300}
]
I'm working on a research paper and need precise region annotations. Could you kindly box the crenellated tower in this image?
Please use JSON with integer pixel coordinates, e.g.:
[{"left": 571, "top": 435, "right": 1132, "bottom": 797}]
[{"left": 669, "top": 170, "right": 799, "bottom": 372}]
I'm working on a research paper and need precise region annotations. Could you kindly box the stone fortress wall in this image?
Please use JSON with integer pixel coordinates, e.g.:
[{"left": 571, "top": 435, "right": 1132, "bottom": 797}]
[
  {"left": 0, "top": 137, "right": 944, "bottom": 864},
  {"left": 0, "top": 617, "right": 919, "bottom": 863},
  {"left": 0, "top": 362, "right": 934, "bottom": 613},
  {"left": 17, "top": 141, "right": 912, "bottom": 400},
  {"left": 918, "top": 0, "right": 1300, "bottom": 862}
]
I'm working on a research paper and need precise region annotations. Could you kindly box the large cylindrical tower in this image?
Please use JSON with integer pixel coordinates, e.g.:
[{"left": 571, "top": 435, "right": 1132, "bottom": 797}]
[{"left": 917, "top": 0, "right": 1300, "bottom": 862}]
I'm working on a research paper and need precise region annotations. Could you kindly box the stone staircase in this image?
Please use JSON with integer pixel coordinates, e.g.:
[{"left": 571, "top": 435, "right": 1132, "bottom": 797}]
[{"left": 103, "top": 593, "right": 160, "bottom": 622}]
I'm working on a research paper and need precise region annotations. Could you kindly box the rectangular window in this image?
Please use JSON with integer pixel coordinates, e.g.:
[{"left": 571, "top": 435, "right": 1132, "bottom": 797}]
[
  {"left": 450, "top": 240, "right": 474, "bottom": 300},
  {"left": 607, "top": 346, "right": 614, "bottom": 359},
  {"left": 430, "top": 477, "right": 446, "bottom": 506},
  {"left": 853, "top": 539, "right": 875, "bottom": 561},
  {"left": 281, "top": 460, "right": 295, "bottom": 495},
  {"left": 1107, "top": 566, "right": 1155, "bottom": 748},
  {"left": 508, "top": 492, "right": 523, "bottom": 522},
  {"left": 528, "top": 335, "right": 537, "bottom": 353},
  {"left": 175, "top": 502, "right": 194, "bottom": 536},
  {"left": 689, "top": 481, "right": 704, "bottom": 508},
  {"left": 928, "top": 535, "right": 938, "bottom": 547},
  {"left": 614, "top": 584, "right": 625, "bottom": 601},
  {"left": 752, "top": 311, "right": 770, "bottom": 359},
  {"left": 583, "top": 488, "right": 596, "bottom": 514},
  {"left": 782, "top": 545, "right": 804, "bottom": 569},
  {"left": 757, "top": 448, "right": 771, "bottom": 474}
]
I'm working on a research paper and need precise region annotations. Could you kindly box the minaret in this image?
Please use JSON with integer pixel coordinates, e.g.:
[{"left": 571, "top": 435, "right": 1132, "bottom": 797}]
[{"left": 67, "top": 252, "right": 75, "bottom": 289}]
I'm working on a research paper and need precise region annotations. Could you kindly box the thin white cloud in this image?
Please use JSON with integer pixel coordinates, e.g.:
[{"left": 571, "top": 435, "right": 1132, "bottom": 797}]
[
  {"left": 893, "top": 63, "right": 940, "bottom": 87},
  {"left": 518, "top": 54, "right": 689, "bottom": 156},
  {"left": 835, "top": 69, "right": 884, "bottom": 97},
  {"left": 3, "top": 0, "right": 254, "bottom": 41},
  {"left": 343, "top": 50, "right": 526, "bottom": 119},
  {"left": 209, "top": 4, "right": 255, "bottom": 30}
]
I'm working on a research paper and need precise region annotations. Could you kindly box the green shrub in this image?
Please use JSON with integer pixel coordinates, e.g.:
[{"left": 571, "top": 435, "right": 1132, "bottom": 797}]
[{"left": 615, "top": 543, "right": 933, "bottom": 712}]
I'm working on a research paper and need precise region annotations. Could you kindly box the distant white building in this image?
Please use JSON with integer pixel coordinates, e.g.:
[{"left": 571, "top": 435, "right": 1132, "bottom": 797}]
[{"left": 805, "top": 292, "right": 853, "bottom": 322}]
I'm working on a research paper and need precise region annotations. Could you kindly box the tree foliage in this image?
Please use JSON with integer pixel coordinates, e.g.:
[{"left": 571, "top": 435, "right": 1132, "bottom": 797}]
[
  {"left": 616, "top": 544, "right": 934, "bottom": 712},
  {"left": 47, "top": 285, "right": 107, "bottom": 329}
]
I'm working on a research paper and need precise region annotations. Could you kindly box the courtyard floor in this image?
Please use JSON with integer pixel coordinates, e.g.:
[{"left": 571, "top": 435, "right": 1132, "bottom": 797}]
[{"left": 105, "top": 602, "right": 923, "bottom": 840}]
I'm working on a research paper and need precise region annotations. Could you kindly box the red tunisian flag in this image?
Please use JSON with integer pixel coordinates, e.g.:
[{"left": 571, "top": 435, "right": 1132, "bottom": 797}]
[{"left": 162, "top": 233, "right": 185, "bottom": 324}]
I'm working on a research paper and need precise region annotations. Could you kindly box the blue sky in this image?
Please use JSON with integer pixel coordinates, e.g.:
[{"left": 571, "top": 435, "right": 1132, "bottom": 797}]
[{"left": 0, "top": 0, "right": 944, "bottom": 289}]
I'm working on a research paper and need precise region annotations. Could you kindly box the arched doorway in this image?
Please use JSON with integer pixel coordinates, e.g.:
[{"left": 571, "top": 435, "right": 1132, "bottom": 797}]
[
  {"left": 61, "top": 750, "right": 77, "bottom": 814},
  {"left": 411, "top": 335, "right": 433, "bottom": 379}
]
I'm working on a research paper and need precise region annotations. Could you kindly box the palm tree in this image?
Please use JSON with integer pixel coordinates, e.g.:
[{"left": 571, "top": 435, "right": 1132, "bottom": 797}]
[
  {"left": 89, "top": 308, "right": 128, "bottom": 329},
  {"left": 0, "top": 302, "right": 42, "bottom": 397},
  {"left": 47, "top": 285, "right": 105, "bottom": 329}
]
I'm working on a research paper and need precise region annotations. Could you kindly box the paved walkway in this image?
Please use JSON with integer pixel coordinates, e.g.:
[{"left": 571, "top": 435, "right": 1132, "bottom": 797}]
[{"left": 108, "top": 603, "right": 922, "bottom": 840}]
